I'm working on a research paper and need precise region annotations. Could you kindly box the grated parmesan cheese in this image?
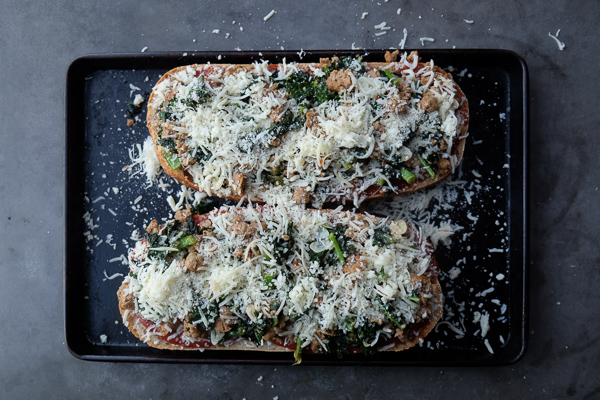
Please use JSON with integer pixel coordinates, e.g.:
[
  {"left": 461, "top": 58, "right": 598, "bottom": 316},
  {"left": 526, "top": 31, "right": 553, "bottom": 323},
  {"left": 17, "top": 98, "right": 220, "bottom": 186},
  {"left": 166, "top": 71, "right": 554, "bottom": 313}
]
[
  {"left": 126, "top": 136, "right": 162, "bottom": 187},
  {"left": 103, "top": 270, "right": 124, "bottom": 281},
  {"left": 484, "top": 338, "right": 494, "bottom": 354},
  {"left": 263, "top": 10, "right": 276, "bottom": 21},
  {"left": 399, "top": 28, "right": 408, "bottom": 49},
  {"left": 419, "top": 37, "right": 435, "bottom": 46},
  {"left": 548, "top": 29, "right": 565, "bottom": 51}
]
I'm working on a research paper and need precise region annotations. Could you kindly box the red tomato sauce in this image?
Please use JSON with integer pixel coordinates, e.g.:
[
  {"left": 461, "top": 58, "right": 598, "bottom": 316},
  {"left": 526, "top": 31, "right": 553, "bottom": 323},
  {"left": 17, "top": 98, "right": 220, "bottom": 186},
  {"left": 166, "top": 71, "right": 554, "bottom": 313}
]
[{"left": 136, "top": 314, "right": 212, "bottom": 349}]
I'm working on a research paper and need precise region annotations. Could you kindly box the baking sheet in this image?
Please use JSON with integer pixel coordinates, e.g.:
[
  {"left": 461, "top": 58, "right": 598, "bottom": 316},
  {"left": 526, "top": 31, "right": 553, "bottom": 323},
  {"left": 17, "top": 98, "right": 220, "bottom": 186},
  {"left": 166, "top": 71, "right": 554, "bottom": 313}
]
[{"left": 65, "top": 49, "right": 528, "bottom": 365}]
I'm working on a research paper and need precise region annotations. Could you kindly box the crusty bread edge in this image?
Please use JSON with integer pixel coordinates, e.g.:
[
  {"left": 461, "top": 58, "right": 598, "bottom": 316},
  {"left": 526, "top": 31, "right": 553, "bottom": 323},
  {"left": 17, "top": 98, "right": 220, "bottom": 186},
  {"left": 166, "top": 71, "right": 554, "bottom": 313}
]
[
  {"left": 384, "top": 273, "right": 443, "bottom": 351},
  {"left": 147, "top": 66, "right": 201, "bottom": 193},
  {"left": 146, "top": 60, "right": 469, "bottom": 203},
  {"left": 118, "top": 279, "right": 442, "bottom": 353},
  {"left": 118, "top": 280, "right": 291, "bottom": 352}
]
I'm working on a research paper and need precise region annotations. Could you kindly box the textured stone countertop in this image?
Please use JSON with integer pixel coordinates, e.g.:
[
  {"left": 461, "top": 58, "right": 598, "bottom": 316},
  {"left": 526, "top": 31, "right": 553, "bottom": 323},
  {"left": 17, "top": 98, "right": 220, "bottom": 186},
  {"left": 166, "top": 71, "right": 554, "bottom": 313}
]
[{"left": 1, "top": 1, "right": 598, "bottom": 398}]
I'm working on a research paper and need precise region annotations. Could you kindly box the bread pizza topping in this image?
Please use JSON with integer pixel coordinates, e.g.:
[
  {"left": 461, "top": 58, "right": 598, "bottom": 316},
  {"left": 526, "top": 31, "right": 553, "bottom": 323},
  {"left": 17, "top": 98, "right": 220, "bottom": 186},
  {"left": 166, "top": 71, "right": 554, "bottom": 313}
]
[
  {"left": 119, "top": 204, "right": 442, "bottom": 360},
  {"left": 147, "top": 51, "right": 468, "bottom": 207}
]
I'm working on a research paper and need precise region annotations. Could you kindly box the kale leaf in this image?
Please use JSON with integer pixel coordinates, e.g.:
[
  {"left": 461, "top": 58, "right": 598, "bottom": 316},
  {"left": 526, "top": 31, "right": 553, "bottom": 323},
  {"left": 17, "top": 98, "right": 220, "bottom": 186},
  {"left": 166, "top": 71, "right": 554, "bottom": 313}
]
[
  {"left": 182, "top": 76, "right": 211, "bottom": 109},
  {"left": 267, "top": 222, "right": 296, "bottom": 266},
  {"left": 331, "top": 225, "right": 355, "bottom": 257},
  {"left": 145, "top": 231, "right": 167, "bottom": 261},
  {"left": 356, "top": 322, "right": 379, "bottom": 355},
  {"left": 261, "top": 162, "right": 287, "bottom": 186},
  {"left": 192, "top": 199, "right": 218, "bottom": 216},
  {"left": 278, "top": 71, "right": 338, "bottom": 106},
  {"left": 329, "top": 55, "right": 366, "bottom": 75},
  {"left": 194, "top": 149, "right": 212, "bottom": 165},
  {"left": 231, "top": 317, "right": 267, "bottom": 346},
  {"left": 126, "top": 96, "right": 143, "bottom": 119},
  {"left": 309, "top": 248, "right": 328, "bottom": 265},
  {"left": 268, "top": 111, "right": 305, "bottom": 139},
  {"left": 156, "top": 138, "right": 177, "bottom": 153},
  {"left": 326, "top": 319, "right": 379, "bottom": 356},
  {"left": 190, "top": 301, "right": 219, "bottom": 331},
  {"left": 158, "top": 98, "right": 177, "bottom": 121},
  {"left": 373, "top": 225, "right": 394, "bottom": 247}
]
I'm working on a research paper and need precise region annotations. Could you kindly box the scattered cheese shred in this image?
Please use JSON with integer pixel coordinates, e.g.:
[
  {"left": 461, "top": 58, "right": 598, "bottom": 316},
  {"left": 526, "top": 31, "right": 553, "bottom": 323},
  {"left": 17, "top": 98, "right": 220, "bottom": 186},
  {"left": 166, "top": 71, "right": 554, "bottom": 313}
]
[
  {"left": 420, "top": 37, "right": 435, "bottom": 46},
  {"left": 103, "top": 270, "right": 124, "bottom": 281},
  {"left": 548, "top": 29, "right": 565, "bottom": 51},
  {"left": 263, "top": 10, "right": 276, "bottom": 21},
  {"left": 484, "top": 338, "right": 494, "bottom": 354},
  {"left": 399, "top": 28, "right": 408, "bottom": 49},
  {"left": 126, "top": 136, "right": 162, "bottom": 187}
]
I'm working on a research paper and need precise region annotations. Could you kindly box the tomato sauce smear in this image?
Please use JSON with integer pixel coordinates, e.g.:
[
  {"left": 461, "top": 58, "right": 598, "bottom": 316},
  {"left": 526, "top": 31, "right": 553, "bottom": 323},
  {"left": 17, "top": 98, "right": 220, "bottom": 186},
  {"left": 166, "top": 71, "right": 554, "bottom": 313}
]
[{"left": 136, "top": 314, "right": 212, "bottom": 349}]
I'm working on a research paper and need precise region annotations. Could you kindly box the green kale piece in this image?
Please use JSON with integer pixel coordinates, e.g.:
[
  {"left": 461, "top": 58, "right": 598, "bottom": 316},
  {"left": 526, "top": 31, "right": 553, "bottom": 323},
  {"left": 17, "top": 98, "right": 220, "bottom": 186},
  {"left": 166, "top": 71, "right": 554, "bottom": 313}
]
[
  {"left": 126, "top": 96, "right": 143, "bottom": 119},
  {"left": 308, "top": 248, "right": 328, "bottom": 265},
  {"left": 268, "top": 111, "right": 306, "bottom": 139},
  {"left": 194, "top": 149, "right": 212, "bottom": 165},
  {"left": 329, "top": 55, "right": 366, "bottom": 75},
  {"left": 376, "top": 298, "right": 404, "bottom": 330},
  {"left": 146, "top": 231, "right": 167, "bottom": 261},
  {"left": 278, "top": 71, "right": 338, "bottom": 106},
  {"left": 182, "top": 76, "right": 211, "bottom": 109},
  {"left": 267, "top": 222, "right": 296, "bottom": 266},
  {"left": 373, "top": 225, "right": 394, "bottom": 247},
  {"left": 192, "top": 199, "right": 218, "bottom": 216},
  {"left": 356, "top": 322, "right": 379, "bottom": 355},
  {"left": 261, "top": 163, "right": 287, "bottom": 186},
  {"left": 331, "top": 225, "right": 355, "bottom": 258},
  {"left": 158, "top": 98, "right": 177, "bottom": 121},
  {"left": 156, "top": 138, "right": 177, "bottom": 153},
  {"left": 190, "top": 301, "right": 219, "bottom": 331}
]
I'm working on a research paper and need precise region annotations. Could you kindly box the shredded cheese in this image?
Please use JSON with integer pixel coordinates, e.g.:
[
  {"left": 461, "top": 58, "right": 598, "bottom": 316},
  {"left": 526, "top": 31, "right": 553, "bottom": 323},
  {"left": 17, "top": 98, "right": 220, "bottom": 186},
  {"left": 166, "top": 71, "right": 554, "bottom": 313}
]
[{"left": 548, "top": 29, "right": 565, "bottom": 51}]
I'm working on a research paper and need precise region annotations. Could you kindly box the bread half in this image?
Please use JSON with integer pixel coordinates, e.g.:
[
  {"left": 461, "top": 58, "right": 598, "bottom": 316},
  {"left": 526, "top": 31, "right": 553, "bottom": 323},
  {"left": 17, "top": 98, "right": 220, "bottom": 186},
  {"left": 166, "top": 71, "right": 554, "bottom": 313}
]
[
  {"left": 146, "top": 51, "right": 469, "bottom": 207},
  {"left": 117, "top": 204, "right": 443, "bottom": 359}
]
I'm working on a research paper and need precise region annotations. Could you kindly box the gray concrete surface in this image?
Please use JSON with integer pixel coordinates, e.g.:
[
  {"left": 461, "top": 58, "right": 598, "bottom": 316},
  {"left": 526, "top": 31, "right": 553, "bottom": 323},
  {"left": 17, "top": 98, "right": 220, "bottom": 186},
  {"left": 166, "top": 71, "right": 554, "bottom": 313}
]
[{"left": 1, "top": 0, "right": 599, "bottom": 398}]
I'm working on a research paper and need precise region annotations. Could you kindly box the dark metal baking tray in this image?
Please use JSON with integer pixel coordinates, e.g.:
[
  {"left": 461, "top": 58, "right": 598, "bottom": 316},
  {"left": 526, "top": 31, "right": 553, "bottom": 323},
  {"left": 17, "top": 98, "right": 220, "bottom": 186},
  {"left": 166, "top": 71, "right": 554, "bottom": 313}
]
[{"left": 65, "top": 49, "right": 528, "bottom": 365}]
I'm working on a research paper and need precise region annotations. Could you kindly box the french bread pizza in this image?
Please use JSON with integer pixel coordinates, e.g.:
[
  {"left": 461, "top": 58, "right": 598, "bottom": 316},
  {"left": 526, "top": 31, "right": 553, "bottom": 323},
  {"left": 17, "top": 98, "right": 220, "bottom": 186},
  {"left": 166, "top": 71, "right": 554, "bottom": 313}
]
[
  {"left": 147, "top": 51, "right": 469, "bottom": 207},
  {"left": 118, "top": 204, "right": 443, "bottom": 362}
]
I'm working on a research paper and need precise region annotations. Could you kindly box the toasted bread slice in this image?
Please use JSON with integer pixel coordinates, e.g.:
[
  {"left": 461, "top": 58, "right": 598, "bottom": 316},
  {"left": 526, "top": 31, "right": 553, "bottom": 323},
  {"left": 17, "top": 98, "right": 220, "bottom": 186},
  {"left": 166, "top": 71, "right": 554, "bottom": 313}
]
[
  {"left": 146, "top": 51, "right": 468, "bottom": 207},
  {"left": 117, "top": 205, "right": 443, "bottom": 357}
]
